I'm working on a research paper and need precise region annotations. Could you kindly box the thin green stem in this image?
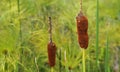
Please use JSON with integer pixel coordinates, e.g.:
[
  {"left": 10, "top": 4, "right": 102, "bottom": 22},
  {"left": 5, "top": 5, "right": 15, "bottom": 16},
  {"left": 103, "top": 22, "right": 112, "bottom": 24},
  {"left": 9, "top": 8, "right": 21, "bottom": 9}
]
[
  {"left": 51, "top": 67, "right": 54, "bottom": 72},
  {"left": 59, "top": 48, "right": 62, "bottom": 72},
  {"left": 105, "top": 31, "right": 109, "bottom": 72},
  {"left": 105, "top": 23, "right": 109, "bottom": 72},
  {"left": 96, "top": 0, "right": 99, "bottom": 71},
  {"left": 82, "top": 49, "right": 86, "bottom": 72},
  {"left": 87, "top": 57, "right": 90, "bottom": 72},
  {"left": 64, "top": 50, "right": 69, "bottom": 72},
  {"left": 80, "top": 0, "right": 82, "bottom": 11}
]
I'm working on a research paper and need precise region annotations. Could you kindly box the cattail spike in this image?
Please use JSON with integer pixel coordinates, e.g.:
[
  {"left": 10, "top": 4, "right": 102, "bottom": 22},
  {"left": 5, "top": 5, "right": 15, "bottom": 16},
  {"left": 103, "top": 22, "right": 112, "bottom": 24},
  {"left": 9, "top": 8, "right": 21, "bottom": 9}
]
[
  {"left": 47, "top": 17, "right": 57, "bottom": 67},
  {"left": 47, "top": 42, "right": 57, "bottom": 67},
  {"left": 76, "top": 12, "right": 89, "bottom": 49}
]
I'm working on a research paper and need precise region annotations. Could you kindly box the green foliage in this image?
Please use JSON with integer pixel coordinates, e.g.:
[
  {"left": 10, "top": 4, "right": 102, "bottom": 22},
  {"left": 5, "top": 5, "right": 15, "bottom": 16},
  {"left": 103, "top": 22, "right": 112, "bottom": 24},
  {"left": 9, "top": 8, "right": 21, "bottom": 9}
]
[{"left": 0, "top": 0, "right": 120, "bottom": 72}]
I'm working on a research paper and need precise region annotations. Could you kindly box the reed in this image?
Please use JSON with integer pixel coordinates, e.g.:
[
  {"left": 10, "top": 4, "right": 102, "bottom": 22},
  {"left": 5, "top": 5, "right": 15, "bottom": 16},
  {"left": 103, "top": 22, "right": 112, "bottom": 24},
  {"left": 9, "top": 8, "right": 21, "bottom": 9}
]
[
  {"left": 96, "top": 0, "right": 99, "bottom": 71},
  {"left": 17, "top": 0, "right": 23, "bottom": 71},
  {"left": 82, "top": 49, "right": 86, "bottom": 72},
  {"left": 105, "top": 22, "right": 109, "bottom": 72},
  {"left": 76, "top": 0, "right": 89, "bottom": 72},
  {"left": 47, "top": 17, "right": 57, "bottom": 72}
]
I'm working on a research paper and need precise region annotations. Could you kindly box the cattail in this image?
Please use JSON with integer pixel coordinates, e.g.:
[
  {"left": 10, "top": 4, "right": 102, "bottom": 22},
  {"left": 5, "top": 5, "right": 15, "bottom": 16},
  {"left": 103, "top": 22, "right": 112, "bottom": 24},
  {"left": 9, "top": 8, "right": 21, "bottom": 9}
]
[
  {"left": 76, "top": 12, "right": 89, "bottom": 49},
  {"left": 47, "top": 42, "right": 57, "bottom": 67},
  {"left": 78, "top": 34, "right": 88, "bottom": 49},
  {"left": 47, "top": 17, "right": 57, "bottom": 67}
]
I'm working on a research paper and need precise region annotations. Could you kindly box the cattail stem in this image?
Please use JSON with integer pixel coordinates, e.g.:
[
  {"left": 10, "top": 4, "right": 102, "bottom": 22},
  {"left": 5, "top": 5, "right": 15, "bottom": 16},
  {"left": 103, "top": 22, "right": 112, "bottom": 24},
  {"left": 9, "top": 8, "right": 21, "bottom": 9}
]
[
  {"left": 82, "top": 49, "right": 86, "bottom": 72},
  {"left": 105, "top": 22, "right": 110, "bottom": 72},
  {"left": 80, "top": 0, "right": 82, "bottom": 12},
  {"left": 47, "top": 17, "right": 56, "bottom": 67},
  {"left": 49, "top": 17, "right": 52, "bottom": 42},
  {"left": 51, "top": 67, "right": 54, "bottom": 72}
]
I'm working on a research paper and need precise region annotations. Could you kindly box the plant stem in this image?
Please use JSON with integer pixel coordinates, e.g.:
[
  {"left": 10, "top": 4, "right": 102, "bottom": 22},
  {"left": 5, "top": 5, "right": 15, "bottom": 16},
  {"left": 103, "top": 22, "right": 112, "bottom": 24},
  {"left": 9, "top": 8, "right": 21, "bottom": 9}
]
[
  {"left": 105, "top": 34, "right": 109, "bottom": 72},
  {"left": 49, "top": 17, "right": 52, "bottom": 43},
  {"left": 105, "top": 22, "right": 109, "bottom": 72},
  {"left": 80, "top": 0, "right": 82, "bottom": 11},
  {"left": 64, "top": 50, "right": 69, "bottom": 72},
  {"left": 87, "top": 58, "right": 90, "bottom": 72},
  {"left": 96, "top": 0, "right": 99, "bottom": 71},
  {"left": 59, "top": 48, "right": 62, "bottom": 72},
  {"left": 17, "top": 0, "right": 23, "bottom": 72},
  {"left": 82, "top": 49, "right": 86, "bottom": 72},
  {"left": 34, "top": 57, "right": 39, "bottom": 72},
  {"left": 51, "top": 67, "right": 54, "bottom": 72}
]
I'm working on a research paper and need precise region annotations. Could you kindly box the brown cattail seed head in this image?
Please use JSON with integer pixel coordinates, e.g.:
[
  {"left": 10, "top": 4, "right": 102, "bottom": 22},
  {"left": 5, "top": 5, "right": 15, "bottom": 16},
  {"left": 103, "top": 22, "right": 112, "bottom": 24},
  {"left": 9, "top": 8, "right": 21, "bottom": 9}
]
[
  {"left": 78, "top": 34, "right": 88, "bottom": 49},
  {"left": 76, "top": 12, "right": 89, "bottom": 49},
  {"left": 47, "top": 42, "right": 57, "bottom": 67}
]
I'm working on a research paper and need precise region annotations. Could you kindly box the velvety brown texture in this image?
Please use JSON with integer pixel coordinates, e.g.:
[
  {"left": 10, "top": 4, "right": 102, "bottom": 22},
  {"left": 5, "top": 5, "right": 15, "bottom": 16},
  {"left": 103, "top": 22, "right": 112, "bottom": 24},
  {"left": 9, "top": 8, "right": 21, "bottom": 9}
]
[
  {"left": 76, "top": 13, "right": 89, "bottom": 49},
  {"left": 47, "top": 42, "right": 57, "bottom": 67},
  {"left": 78, "top": 34, "right": 89, "bottom": 49}
]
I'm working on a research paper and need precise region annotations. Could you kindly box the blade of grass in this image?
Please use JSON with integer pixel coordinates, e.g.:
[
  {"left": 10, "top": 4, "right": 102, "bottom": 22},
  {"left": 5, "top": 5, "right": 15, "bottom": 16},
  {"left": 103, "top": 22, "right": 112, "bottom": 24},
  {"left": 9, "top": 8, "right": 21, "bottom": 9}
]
[
  {"left": 96, "top": 0, "right": 99, "bottom": 71},
  {"left": 17, "top": 0, "right": 23, "bottom": 72},
  {"left": 87, "top": 56, "right": 90, "bottom": 72},
  {"left": 64, "top": 50, "right": 69, "bottom": 72},
  {"left": 105, "top": 22, "right": 109, "bottom": 72},
  {"left": 59, "top": 48, "right": 62, "bottom": 72}
]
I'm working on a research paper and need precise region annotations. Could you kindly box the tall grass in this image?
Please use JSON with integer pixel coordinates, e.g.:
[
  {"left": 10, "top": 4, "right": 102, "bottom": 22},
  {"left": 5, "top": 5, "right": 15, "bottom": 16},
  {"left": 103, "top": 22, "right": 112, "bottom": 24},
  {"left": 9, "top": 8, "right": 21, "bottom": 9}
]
[
  {"left": 96, "top": 0, "right": 99, "bottom": 71},
  {"left": 17, "top": 0, "right": 24, "bottom": 71},
  {"left": 105, "top": 22, "right": 109, "bottom": 72}
]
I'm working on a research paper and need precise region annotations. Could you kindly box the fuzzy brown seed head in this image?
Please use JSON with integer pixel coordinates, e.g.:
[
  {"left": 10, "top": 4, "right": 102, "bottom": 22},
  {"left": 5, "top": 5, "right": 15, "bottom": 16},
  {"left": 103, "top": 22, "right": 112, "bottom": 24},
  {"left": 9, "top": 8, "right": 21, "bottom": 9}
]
[
  {"left": 76, "top": 12, "right": 89, "bottom": 49},
  {"left": 76, "top": 14, "right": 88, "bottom": 30},
  {"left": 47, "top": 42, "right": 57, "bottom": 67},
  {"left": 78, "top": 34, "right": 89, "bottom": 49}
]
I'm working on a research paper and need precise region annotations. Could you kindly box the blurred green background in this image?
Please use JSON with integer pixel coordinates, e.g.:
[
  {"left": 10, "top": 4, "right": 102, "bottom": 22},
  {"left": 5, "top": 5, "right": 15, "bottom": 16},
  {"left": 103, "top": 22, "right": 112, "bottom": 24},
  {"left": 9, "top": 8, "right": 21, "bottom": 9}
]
[{"left": 0, "top": 0, "right": 120, "bottom": 72}]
